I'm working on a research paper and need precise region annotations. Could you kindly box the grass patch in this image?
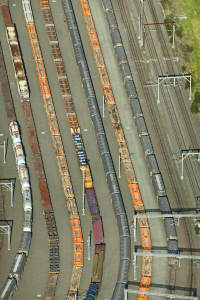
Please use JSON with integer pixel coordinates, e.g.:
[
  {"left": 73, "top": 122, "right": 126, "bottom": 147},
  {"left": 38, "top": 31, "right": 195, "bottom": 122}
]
[
  {"left": 161, "top": 0, "right": 170, "bottom": 9},
  {"left": 194, "top": 224, "right": 200, "bottom": 235},
  {"left": 162, "top": 0, "right": 200, "bottom": 113}
]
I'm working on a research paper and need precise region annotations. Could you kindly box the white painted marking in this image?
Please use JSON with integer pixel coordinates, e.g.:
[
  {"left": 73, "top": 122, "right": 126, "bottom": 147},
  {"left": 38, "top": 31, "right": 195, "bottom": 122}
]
[
  {"left": 41, "top": 131, "right": 45, "bottom": 135},
  {"left": 12, "top": 4, "right": 16, "bottom": 6},
  {"left": 83, "top": 129, "right": 88, "bottom": 132}
]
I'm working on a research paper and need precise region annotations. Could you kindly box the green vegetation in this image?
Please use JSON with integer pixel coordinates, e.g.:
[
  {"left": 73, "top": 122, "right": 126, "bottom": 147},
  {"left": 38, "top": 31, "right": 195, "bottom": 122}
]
[
  {"left": 191, "top": 92, "right": 200, "bottom": 113},
  {"left": 163, "top": 0, "right": 200, "bottom": 114},
  {"left": 194, "top": 223, "right": 200, "bottom": 235},
  {"left": 161, "top": 0, "right": 169, "bottom": 10}
]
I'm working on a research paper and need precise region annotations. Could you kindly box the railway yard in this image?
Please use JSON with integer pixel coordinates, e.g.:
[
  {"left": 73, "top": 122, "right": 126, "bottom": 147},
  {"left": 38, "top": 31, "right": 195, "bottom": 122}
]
[{"left": 0, "top": 0, "right": 199, "bottom": 299}]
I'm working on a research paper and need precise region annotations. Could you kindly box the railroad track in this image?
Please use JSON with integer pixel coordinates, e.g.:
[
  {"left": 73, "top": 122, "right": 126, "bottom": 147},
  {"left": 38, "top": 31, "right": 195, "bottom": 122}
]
[
  {"left": 0, "top": 4, "right": 60, "bottom": 298},
  {"left": 148, "top": 1, "right": 200, "bottom": 147},
  {"left": 116, "top": 0, "right": 183, "bottom": 292},
  {"left": 141, "top": 3, "right": 197, "bottom": 275},
  {"left": 116, "top": 0, "right": 183, "bottom": 210},
  {"left": 62, "top": 1, "right": 132, "bottom": 299},
  {"left": 39, "top": 1, "right": 106, "bottom": 298},
  {"left": 21, "top": 0, "right": 84, "bottom": 299},
  {"left": 101, "top": 2, "right": 183, "bottom": 300},
  {"left": 116, "top": 0, "right": 195, "bottom": 293},
  {"left": 145, "top": 0, "right": 196, "bottom": 289},
  {"left": 168, "top": 267, "right": 177, "bottom": 295},
  {"left": 145, "top": 0, "right": 200, "bottom": 196},
  {"left": 78, "top": 0, "right": 153, "bottom": 299}
]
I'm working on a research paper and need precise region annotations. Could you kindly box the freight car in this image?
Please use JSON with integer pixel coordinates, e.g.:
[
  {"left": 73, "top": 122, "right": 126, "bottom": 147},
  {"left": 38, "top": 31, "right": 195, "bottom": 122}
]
[
  {"left": 21, "top": 1, "right": 84, "bottom": 298},
  {"left": 1, "top": 3, "right": 61, "bottom": 297},
  {"left": 0, "top": 279, "right": 17, "bottom": 300},
  {"left": 39, "top": 0, "right": 107, "bottom": 298},
  {"left": 9, "top": 253, "right": 27, "bottom": 283},
  {"left": 101, "top": 0, "right": 179, "bottom": 296},
  {"left": 62, "top": 1, "right": 131, "bottom": 299},
  {"left": 78, "top": 2, "right": 153, "bottom": 300},
  {"left": 84, "top": 183, "right": 105, "bottom": 299},
  {"left": 102, "top": 0, "right": 178, "bottom": 245},
  {"left": 0, "top": 121, "right": 33, "bottom": 300}
]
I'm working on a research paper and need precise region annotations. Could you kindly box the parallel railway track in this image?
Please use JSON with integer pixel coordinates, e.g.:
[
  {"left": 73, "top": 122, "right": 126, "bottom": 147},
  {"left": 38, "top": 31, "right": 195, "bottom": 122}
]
[
  {"left": 146, "top": 0, "right": 200, "bottom": 195},
  {"left": 116, "top": 0, "right": 196, "bottom": 294},
  {"left": 0, "top": 5, "right": 60, "bottom": 298},
  {"left": 21, "top": 1, "right": 84, "bottom": 298},
  {"left": 62, "top": 1, "right": 132, "bottom": 299},
  {"left": 101, "top": 1, "right": 182, "bottom": 299},
  {"left": 78, "top": 0, "right": 153, "bottom": 299},
  {"left": 39, "top": 1, "right": 105, "bottom": 298},
  {"left": 145, "top": 0, "right": 196, "bottom": 289},
  {"left": 148, "top": 1, "right": 200, "bottom": 149},
  {"left": 118, "top": 0, "right": 181, "bottom": 294},
  {"left": 0, "top": 0, "right": 198, "bottom": 298}
]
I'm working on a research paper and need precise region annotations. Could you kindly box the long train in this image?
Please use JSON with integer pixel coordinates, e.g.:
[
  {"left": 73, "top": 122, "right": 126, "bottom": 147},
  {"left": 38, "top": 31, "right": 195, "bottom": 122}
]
[
  {"left": 0, "top": 4, "right": 60, "bottom": 298},
  {"left": 21, "top": 1, "right": 84, "bottom": 299},
  {"left": 101, "top": 0, "right": 179, "bottom": 297},
  {"left": 39, "top": 1, "right": 105, "bottom": 298},
  {"left": 62, "top": 1, "right": 131, "bottom": 299},
  {"left": 78, "top": 2, "right": 153, "bottom": 300},
  {"left": 0, "top": 121, "right": 32, "bottom": 300}
]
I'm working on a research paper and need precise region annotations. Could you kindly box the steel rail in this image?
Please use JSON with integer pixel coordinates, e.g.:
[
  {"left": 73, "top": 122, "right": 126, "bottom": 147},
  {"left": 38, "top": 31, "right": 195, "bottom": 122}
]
[
  {"left": 145, "top": 0, "right": 196, "bottom": 290},
  {"left": 21, "top": 1, "right": 84, "bottom": 298},
  {"left": 39, "top": 1, "right": 105, "bottom": 298},
  {"left": 145, "top": 1, "right": 200, "bottom": 196},
  {"left": 62, "top": 1, "right": 131, "bottom": 299},
  {"left": 115, "top": 0, "right": 189, "bottom": 296},
  {"left": 120, "top": 0, "right": 195, "bottom": 293},
  {"left": 1, "top": 4, "right": 60, "bottom": 298},
  {"left": 78, "top": 2, "right": 152, "bottom": 299}
]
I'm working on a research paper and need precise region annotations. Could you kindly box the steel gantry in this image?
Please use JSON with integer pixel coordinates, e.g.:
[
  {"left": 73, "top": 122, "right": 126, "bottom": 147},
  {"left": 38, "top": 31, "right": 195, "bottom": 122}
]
[
  {"left": 124, "top": 288, "right": 198, "bottom": 300},
  {"left": 142, "top": 22, "right": 175, "bottom": 49},
  {"left": 133, "top": 251, "right": 200, "bottom": 260},
  {"left": 0, "top": 220, "right": 12, "bottom": 251},
  {"left": 180, "top": 149, "right": 200, "bottom": 180},
  {"left": 0, "top": 138, "right": 8, "bottom": 164},
  {"left": 133, "top": 211, "right": 199, "bottom": 242},
  {"left": 0, "top": 179, "right": 15, "bottom": 207},
  {"left": 157, "top": 74, "right": 192, "bottom": 104}
]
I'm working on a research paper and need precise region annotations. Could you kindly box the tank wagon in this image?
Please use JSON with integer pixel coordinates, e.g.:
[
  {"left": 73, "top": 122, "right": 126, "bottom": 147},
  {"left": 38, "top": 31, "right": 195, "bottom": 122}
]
[
  {"left": 39, "top": 1, "right": 105, "bottom": 298},
  {"left": 79, "top": 1, "right": 153, "bottom": 299},
  {"left": 0, "top": 121, "right": 32, "bottom": 300},
  {"left": 101, "top": 0, "right": 178, "bottom": 272},
  {"left": 62, "top": 1, "right": 131, "bottom": 299}
]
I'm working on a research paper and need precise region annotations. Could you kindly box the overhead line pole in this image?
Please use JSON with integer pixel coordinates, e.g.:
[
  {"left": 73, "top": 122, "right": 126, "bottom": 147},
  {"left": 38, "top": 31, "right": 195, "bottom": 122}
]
[
  {"left": 157, "top": 74, "right": 192, "bottom": 104},
  {"left": 133, "top": 251, "right": 200, "bottom": 260},
  {"left": 180, "top": 149, "right": 200, "bottom": 180},
  {"left": 133, "top": 213, "right": 200, "bottom": 219},
  {"left": 124, "top": 288, "right": 198, "bottom": 300}
]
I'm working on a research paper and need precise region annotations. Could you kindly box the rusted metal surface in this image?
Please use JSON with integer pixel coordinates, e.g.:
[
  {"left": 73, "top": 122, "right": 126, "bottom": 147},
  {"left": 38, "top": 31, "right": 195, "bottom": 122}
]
[
  {"left": 80, "top": 0, "right": 152, "bottom": 298},
  {"left": 1, "top": 4, "right": 60, "bottom": 298},
  {"left": 92, "top": 244, "right": 105, "bottom": 283},
  {"left": 0, "top": 44, "right": 16, "bottom": 122},
  {"left": 22, "top": 0, "right": 84, "bottom": 297},
  {"left": 44, "top": 273, "right": 59, "bottom": 300},
  {"left": 39, "top": 1, "right": 107, "bottom": 297},
  {"left": 1, "top": 4, "right": 12, "bottom": 25}
]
